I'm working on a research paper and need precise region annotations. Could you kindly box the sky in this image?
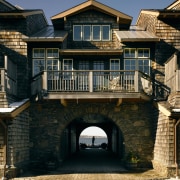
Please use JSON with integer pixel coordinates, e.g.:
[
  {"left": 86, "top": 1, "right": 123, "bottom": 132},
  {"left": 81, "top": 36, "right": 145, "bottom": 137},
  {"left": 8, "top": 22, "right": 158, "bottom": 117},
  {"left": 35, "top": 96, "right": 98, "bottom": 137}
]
[
  {"left": 80, "top": 126, "right": 107, "bottom": 137},
  {"left": 8, "top": 0, "right": 174, "bottom": 25}
]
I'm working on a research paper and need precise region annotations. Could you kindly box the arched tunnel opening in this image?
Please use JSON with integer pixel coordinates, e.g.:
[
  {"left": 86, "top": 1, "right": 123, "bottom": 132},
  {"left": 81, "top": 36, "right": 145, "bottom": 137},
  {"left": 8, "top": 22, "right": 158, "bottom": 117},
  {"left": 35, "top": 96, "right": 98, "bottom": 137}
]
[
  {"left": 59, "top": 113, "right": 126, "bottom": 173},
  {"left": 79, "top": 126, "right": 108, "bottom": 149}
]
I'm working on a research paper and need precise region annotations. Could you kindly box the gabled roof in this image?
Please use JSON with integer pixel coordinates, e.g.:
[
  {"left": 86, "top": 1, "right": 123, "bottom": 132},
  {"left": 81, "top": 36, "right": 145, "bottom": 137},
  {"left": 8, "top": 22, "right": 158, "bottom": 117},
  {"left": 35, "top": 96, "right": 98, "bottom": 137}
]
[
  {"left": 51, "top": 0, "right": 132, "bottom": 28},
  {"left": 52, "top": 0, "right": 132, "bottom": 20}
]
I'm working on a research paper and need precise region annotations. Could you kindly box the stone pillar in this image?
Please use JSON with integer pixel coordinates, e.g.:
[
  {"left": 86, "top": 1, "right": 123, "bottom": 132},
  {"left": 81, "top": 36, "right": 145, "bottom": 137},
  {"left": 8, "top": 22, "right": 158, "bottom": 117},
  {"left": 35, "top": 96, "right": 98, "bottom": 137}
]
[{"left": 152, "top": 112, "right": 176, "bottom": 177}]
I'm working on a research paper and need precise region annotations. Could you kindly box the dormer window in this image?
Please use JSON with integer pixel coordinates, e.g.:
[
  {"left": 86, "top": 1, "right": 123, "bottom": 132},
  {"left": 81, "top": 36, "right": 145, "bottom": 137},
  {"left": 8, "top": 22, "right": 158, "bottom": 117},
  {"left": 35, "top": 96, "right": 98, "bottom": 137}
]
[{"left": 73, "top": 25, "right": 111, "bottom": 41}]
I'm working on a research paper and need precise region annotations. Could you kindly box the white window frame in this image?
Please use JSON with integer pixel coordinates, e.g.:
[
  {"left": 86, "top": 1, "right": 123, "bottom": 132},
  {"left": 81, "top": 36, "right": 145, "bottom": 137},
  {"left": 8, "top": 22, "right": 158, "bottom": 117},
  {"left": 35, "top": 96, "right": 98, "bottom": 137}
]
[
  {"left": 73, "top": 25, "right": 82, "bottom": 41},
  {"left": 63, "top": 59, "right": 73, "bottom": 80},
  {"left": 32, "top": 48, "right": 60, "bottom": 76},
  {"left": 110, "top": 59, "right": 120, "bottom": 70},
  {"left": 73, "top": 25, "right": 111, "bottom": 41},
  {"left": 102, "top": 25, "right": 110, "bottom": 41},
  {"left": 137, "top": 48, "right": 150, "bottom": 58},
  {"left": 46, "top": 48, "right": 59, "bottom": 58},
  {"left": 124, "top": 48, "right": 136, "bottom": 58},
  {"left": 124, "top": 48, "right": 151, "bottom": 75},
  {"left": 92, "top": 25, "right": 101, "bottom": 41},
  {"left": 110, "top": 59, "right": 120, "bottom": 79},
  {"left": 33, "top": 48, "right": 45, "bottom": 58},
  {"left": 83, "top": 25, "right": 91, "bottom": 41}
]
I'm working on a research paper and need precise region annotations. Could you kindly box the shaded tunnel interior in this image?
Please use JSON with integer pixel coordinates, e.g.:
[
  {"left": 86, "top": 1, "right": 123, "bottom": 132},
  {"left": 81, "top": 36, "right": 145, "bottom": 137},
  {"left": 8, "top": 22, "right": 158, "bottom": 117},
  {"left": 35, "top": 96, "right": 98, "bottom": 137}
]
[{"left": 59, "top": 113, "right": 125, "bottom": 171}]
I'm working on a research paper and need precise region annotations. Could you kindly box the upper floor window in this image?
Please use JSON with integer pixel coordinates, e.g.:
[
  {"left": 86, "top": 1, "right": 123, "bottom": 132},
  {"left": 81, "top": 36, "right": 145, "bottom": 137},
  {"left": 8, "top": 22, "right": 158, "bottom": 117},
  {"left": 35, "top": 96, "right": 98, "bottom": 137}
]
[
  {"left": 73, "top": 25, "right": 110, "bottom": 41},
  {"left": 33, "top": 48, "right": 59, "bottom": 76},
  {"left": 124, "top": 48, "right": 150, "bottom": 75}
]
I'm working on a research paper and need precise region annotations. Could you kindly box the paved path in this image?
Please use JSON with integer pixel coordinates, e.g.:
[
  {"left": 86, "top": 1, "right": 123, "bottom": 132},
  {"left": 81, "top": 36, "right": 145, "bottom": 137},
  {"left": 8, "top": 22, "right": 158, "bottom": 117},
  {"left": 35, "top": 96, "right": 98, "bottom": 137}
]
[{"left": 13, "top": 148, "right": 167, "bottom": 180}]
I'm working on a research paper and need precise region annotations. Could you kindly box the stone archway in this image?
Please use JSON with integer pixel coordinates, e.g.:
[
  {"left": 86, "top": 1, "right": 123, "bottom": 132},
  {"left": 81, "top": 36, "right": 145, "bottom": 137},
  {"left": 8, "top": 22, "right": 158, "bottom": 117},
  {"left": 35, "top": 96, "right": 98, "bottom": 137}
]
[{"left": 30, "top": 101, "right": 154, "bottom": 168}]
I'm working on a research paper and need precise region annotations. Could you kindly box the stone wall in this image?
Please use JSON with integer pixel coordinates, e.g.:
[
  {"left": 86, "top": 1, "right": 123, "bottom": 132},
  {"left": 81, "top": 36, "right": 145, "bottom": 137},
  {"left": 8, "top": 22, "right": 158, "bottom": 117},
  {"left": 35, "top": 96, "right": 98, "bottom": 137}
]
[
  {"left": 29, "top": 100, "right": 154, "bottom": 167},
  {"left": 152, "top": 111, "right": 176, "bottom": 177},
  {"left": 7, "top": 109, "right": 30, "bottom": 173},
  {"left": 0, "top": 122, "right": 5, "bottom": 172}
]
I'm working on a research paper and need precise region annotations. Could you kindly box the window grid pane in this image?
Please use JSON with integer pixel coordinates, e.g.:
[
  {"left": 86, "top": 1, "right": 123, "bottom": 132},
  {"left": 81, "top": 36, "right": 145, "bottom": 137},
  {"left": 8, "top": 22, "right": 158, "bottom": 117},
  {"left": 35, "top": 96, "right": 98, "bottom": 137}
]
[
  {"left": 93, "top": 25, "right": 101, "bottom": 41},
  {"left": 83, "top": 25, "right": 91, "bottom": 41},
  {"left": 138, "top": 49, "right": 150, "bottom": 58},
  {"left": 47, "top": 49, "right": 59, "bottom": 58},
  {"left": 33, "top": 49, "right": 45, "bottom": 58},
  {"left": 124, "top": 49, "right": 136, "bottom": 58},
  {"left": 102, "top": 25, "right": 110, "bottom": 41},
  {"left": 33, "top": 59, "right": 45, "bottom": 76},
  {"left": 73, "top": 25, "right": 82, "bottom": 41}
]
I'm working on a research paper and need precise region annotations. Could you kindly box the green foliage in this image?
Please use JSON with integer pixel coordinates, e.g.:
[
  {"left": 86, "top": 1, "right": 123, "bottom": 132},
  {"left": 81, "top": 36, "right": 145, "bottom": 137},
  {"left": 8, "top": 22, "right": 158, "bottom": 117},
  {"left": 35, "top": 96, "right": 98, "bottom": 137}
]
[{"left": 126, "top": 151, "right": 140, "bottom": 163}]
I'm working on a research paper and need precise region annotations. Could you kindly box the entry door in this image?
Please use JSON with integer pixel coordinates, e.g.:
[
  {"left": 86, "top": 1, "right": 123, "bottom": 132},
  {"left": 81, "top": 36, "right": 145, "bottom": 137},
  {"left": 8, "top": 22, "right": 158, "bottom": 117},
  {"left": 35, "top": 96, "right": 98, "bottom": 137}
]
[{"left": 93, "top": 61, "right": 104, "bottom": 90}]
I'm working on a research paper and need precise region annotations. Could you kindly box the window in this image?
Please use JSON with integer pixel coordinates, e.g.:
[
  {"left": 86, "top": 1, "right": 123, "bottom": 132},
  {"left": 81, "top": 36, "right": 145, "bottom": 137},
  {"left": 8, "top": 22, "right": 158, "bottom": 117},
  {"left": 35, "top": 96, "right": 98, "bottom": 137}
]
[
  {"left": 102, "top": 25, "right": 110, "bottom": 41},
  {"left": 110, "top": 59, "right": 120, "bottom": 78},
  {"left": 33, "top": 48, "right": 59, "bottom": 76},
  {"left": 33, "top": 48, "right": 45, "bottom": 58},
  {"left": 137, "top": 49, "right": 150, "bottom": 58},
  {"left": 124, "top": 48, "right": 150, "bottom": 75},
  {"left": 63, "top": 59, "right": 73, "bottom": 80},
  {"left": 73, "top": 25, "right": 82, "bottom": 41},
  {"left": 83, "top": 25, "right": 91, "bottom": 41},
  {"left": 124, "top": 48, "right": 136, "bottom": 58},
  {"left": 73, "top": 25, "right": 110, "bottom": 41},
  {"left": 92, "top": 25, "right": 101, "bottom": 41},
  {"left": 33, "top": 48, "right": 45, "bottom": 76}
]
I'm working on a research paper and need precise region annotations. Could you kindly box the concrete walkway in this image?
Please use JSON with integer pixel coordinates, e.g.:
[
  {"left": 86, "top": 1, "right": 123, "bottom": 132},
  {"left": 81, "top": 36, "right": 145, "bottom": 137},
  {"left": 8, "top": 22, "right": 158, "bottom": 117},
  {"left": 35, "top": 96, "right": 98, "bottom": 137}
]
[{"left": 13, "top": 148, "right": 168, "bottom": 180}]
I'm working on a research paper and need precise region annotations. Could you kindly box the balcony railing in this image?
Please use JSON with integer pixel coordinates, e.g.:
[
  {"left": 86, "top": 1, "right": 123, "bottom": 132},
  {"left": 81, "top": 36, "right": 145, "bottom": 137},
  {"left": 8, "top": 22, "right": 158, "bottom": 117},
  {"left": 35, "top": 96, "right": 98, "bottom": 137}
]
[{"left": 31, "top": 70, "right": 158, "bottom": 98}]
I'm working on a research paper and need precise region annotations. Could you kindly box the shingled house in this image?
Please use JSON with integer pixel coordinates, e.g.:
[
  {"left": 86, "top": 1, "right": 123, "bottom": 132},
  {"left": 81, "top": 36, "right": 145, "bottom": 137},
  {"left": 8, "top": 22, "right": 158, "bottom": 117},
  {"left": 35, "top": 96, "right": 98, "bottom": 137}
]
[{"left": 0, "top": 0, "right": 180, "bottom": 178}]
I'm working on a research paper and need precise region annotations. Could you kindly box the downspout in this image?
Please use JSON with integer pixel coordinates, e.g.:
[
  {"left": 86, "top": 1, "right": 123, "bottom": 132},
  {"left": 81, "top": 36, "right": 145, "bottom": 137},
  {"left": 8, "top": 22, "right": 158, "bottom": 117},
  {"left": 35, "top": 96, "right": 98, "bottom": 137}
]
[
  {"left": 0, "top": 120, "right": 7, "bottom": 179},
  {"left": 175, "top": 119, "right": 180, "bottom": 179}
]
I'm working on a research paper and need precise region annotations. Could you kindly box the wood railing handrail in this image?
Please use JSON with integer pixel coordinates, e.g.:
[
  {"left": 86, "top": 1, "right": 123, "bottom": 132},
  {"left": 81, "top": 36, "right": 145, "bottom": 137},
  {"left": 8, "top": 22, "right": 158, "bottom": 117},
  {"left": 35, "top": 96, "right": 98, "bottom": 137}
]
[{"left": 29, "top": 70, "right": 172, "bottom": 101}]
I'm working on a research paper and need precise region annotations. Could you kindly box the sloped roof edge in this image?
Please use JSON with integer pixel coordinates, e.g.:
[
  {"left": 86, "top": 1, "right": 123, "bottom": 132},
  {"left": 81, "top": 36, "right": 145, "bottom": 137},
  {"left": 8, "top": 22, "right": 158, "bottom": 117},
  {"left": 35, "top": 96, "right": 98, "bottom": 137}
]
[
  {"left": 0, "top": 10, "right": 45, "bottom": 17},
  {"left": 0, "top": 0, "right": 17, "bottom": 10},
  {"left": 51, "top": 0, "right": 132, "bottom": 21},
  {"left": 166, "top": 0, "right": 180, "bottom": 10},
  {"left": 136, "top": 9, "right": 180, "bottom": 25}
]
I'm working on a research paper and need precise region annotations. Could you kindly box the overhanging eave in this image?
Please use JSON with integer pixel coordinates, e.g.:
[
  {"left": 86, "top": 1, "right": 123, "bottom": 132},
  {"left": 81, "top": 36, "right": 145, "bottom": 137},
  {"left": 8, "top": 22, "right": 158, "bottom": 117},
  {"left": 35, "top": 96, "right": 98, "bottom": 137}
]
[{"left": 0, "top": 99, "right": 30, "bottom": 119}]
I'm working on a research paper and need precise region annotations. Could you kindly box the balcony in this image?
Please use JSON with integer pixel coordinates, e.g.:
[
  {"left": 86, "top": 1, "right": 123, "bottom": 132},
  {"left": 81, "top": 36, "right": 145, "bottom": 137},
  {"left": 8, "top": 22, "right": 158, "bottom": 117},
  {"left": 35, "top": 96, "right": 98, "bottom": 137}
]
[{"left": 31, "top": 70, "right": 170, "bottom": 102}]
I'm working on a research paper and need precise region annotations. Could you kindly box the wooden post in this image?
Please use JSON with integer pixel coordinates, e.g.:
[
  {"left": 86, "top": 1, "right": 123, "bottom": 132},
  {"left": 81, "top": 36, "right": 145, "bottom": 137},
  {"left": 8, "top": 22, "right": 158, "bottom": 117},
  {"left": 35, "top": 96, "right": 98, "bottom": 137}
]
[
  {"left": 134, "top": 71, "right": 139, "bottom": 92},
  {"left": 42, "top": 71, "right": 47, "bottom": 91},
  {"left": 89, "top": 71, "right": 93, "bottom": 92},
  {"left": 0, "top": 69, "right": 5, "bottom": 92},
  {"left": 176, "top": 70, "right": 180, "bottom": 91}
]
